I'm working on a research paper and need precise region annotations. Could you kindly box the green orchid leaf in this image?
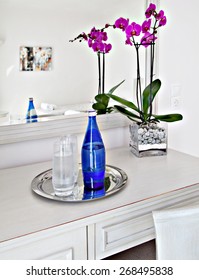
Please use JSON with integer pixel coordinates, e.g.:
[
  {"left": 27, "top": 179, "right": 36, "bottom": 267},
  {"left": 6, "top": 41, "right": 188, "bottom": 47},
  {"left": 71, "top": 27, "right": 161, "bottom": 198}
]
[
  {"left": 108, "top": 80, "right": 125, "bottom": 94},
  {"left": 95, "top": 93, "right": 109, "bottom": 107},
  {"left": 92, "top": 103, "right": 106, "bottom": 110},
  {"left": 96, "top": 109, "right": 107, "bottom": 115},
  {"left": 107, "top": 94, "right": 140, "bottom": 113},
  {"left": 106, "top": 106, "right": 115, "bottom": 113},
  {"left": 92, "top": 80, "right": 125, "bottom": 115},
  {"left": 153, "top": 113, "right": 183, "bottom": 122},
  {"left": 114, "top": 105, "right": 141, "bottom": 121},
  {"left": 142, "top": 79, "right": 161, "bottom": 114}
]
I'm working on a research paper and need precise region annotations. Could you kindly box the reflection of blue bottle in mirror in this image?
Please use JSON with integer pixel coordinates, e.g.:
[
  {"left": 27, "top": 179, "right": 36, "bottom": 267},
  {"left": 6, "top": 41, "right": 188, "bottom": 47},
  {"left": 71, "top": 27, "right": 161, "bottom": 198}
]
[
  {"left": 81, "top": 110, "right": 105, "bottom": 192},
  {"left": 26, "top": 97, "right": 37, "bottom": 122}
]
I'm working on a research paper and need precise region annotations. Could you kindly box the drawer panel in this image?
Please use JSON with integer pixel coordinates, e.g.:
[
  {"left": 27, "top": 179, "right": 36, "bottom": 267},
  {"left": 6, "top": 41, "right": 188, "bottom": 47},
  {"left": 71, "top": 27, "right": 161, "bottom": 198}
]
[{"left": 95, "top": 212, "right": 155, "bottom": 259}]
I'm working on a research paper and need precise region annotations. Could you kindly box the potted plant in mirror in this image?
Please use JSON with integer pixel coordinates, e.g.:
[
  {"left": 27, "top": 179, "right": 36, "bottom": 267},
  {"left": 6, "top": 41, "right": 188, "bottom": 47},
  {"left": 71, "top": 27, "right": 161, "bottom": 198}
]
[
  {"left": 94, "top": 3, "right": 183, "bottom": 157},
  {"left": 70, "top": 27, "right": 124, "bottom": 114}
]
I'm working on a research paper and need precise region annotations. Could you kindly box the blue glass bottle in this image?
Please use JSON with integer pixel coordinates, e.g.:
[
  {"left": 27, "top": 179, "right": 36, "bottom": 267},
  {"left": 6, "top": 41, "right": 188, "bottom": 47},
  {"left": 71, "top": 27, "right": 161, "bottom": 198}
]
[
  {"left": 81, "top": 110, "right": 106, "bottom": 192},
  {"left": 26, "top": 97, "right": 37, "bottom": 122}
]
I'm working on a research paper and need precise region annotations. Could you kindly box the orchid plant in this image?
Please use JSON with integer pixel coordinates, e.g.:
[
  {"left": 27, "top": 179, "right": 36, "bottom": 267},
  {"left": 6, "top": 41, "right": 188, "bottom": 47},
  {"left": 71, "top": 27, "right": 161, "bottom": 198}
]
[
  {"left": 70, "top": 3, "right": 182, "bottom": 123},
  {"left": 103, "top": 3, "right": 182, "bottom": 123},
  {"left": 70, "top": 26, "right": 124, "bottom": 114}
]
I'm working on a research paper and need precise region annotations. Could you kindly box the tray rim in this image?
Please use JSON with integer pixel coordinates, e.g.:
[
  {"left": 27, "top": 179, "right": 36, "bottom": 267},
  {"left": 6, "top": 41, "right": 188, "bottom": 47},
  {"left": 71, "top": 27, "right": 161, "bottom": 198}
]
[{"left": 31, "top": 164, "right": 128, "bottom": 203}]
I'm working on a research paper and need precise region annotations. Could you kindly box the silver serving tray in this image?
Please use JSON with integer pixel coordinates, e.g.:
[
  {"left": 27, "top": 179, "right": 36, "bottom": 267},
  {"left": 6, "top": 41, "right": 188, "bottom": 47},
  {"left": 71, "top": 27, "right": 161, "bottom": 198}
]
[{"left": 31, "top": 164, "right": 128, "bottom": 202}]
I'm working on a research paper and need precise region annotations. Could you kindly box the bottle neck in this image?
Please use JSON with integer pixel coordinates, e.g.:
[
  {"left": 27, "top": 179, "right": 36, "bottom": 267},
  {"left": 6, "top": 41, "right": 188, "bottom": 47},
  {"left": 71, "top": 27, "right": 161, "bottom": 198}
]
[
  {"left": 88, "top": 112, "right": 97, "bottom": 126},
  {"left": 88, "top": 110, "right": 96, "bottom": 117},
  {"left": 88, "top": 111, "right": 97, "bottom": 127},
  {"left": 83, "top": 110, "right": 103, "bottom": 145}
]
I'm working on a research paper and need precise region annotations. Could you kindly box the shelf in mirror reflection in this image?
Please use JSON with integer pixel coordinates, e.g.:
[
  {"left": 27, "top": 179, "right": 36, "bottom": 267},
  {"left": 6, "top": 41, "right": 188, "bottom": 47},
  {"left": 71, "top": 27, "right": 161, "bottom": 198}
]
[
  {"left": 0, "top": 111, "right": 9, "bottom": 124},
  {"left": 0, "top": 109, "right": 129, "bottom": 145},
  {"left": 0, "top": 102, "right": 92, "bottom": 126}
]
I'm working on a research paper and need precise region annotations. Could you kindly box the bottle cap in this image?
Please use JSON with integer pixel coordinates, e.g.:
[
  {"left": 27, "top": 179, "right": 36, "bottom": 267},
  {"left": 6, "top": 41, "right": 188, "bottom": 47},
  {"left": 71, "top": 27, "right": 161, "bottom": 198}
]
[{"left": 88, "top": 110, "right": 96, "bottom": 117}]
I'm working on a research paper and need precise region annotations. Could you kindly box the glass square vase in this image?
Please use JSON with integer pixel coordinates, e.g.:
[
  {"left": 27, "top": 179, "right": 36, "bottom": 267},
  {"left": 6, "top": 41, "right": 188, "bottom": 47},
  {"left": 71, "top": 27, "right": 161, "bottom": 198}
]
[{"left": 129, "top": 122, "right": 167, "bottom": 157}]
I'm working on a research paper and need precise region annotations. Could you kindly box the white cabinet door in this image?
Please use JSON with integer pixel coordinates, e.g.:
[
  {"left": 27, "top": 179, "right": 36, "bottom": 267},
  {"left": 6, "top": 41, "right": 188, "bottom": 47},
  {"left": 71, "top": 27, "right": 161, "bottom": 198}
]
[{"left": 0, "top": 225, "right": 87, "bottom": 260}]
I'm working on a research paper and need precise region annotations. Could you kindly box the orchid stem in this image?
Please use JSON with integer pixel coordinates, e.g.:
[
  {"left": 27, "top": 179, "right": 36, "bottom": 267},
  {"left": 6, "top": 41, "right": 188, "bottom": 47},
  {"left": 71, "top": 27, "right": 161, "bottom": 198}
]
[
  {"left": 135, "top": 45, "right": 143, "bottom": 121},
  {"left": 102, "top": 52, "right": 105, "bottom": 93},
  {"left": 149, "top": 42, "right": 155, "bottom": 119},
  {"left": 97, "top": 52, "right": 101, "bottom": 94}
]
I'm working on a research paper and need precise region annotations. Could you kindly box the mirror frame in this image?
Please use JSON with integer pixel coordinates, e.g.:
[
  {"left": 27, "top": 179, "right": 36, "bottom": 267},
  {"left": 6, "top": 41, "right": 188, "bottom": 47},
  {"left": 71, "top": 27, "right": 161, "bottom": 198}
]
[{"left": 0, "top": 112, "right": 129, "bottom": 144}]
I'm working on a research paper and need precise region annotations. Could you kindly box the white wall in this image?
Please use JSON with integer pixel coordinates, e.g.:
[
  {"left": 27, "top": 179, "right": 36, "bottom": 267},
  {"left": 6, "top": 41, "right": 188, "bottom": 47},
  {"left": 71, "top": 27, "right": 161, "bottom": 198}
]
[
  {"left": 158, "top": 0, "right": 199, "bottom": 157},
  {"left": 0, "top": 0, "right": 145, "bottom": 118}
]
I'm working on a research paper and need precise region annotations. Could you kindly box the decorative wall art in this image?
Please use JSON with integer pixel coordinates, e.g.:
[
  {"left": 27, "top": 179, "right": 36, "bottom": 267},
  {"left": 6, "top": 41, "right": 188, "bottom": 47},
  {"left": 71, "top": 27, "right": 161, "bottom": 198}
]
[{"left": 20, "top": 46, "right": 52, "bottom": 71}]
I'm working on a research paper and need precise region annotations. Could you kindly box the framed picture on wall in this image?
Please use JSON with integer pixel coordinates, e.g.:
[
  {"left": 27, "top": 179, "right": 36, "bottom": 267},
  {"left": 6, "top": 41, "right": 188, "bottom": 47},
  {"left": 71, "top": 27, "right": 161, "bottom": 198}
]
[{"left": 19, "top": 46, "right": 52, "bottom": 71}]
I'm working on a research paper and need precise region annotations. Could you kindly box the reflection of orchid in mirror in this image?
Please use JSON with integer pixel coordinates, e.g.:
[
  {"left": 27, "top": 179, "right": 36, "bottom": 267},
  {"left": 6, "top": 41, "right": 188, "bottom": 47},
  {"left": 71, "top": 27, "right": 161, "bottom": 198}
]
[
  {"left": 87, "top": 27, "right": 112, "bottom": 54},
  {"left": 70, "top": 26, "right": 124, "bottom": 114},
  {"left": 70, "top": 27, "right": 112, "bottom": 95}
]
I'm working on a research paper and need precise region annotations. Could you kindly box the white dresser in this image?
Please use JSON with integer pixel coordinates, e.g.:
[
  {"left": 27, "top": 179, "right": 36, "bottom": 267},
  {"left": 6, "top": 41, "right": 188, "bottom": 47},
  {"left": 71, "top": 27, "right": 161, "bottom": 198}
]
[{"left": 1, "top": 147, "right": 199, "bottom": 259}]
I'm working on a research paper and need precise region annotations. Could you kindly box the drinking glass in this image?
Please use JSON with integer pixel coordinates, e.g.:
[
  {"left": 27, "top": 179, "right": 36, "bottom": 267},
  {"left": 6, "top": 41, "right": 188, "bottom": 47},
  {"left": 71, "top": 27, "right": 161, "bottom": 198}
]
[{"left": 52, "top": 135, "right": 78, "bottom": 197}]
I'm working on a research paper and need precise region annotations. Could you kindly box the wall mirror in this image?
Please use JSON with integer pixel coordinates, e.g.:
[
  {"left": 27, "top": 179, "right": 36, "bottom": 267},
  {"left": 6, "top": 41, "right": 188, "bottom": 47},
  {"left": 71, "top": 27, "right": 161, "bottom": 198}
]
[{"left": 0, "top": 0, "right": 150, "bottom": 143}]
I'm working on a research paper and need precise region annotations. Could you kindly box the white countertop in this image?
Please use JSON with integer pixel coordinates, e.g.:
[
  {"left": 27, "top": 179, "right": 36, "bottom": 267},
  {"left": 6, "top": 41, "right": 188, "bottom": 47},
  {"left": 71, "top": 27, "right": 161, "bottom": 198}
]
[{"left": 1, "top": 147, "right": 199, "bottom": 243}]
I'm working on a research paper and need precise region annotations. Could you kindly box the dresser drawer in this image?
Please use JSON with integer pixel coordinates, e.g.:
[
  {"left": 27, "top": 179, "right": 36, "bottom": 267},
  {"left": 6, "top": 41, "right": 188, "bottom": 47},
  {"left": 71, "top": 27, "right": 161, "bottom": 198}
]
[{"left": 95, "top": 211, "right": 155, "bottom": 259}]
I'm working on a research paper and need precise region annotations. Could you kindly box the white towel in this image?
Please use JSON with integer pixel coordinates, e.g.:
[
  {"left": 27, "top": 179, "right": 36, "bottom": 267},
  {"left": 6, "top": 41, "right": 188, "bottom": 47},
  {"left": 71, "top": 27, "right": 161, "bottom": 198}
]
[
  {"left": 41, "top": 103, "right": 57, "bottom": 111},
  {"left": 64, "top": 110, "right": 80, "bottom": 115}
]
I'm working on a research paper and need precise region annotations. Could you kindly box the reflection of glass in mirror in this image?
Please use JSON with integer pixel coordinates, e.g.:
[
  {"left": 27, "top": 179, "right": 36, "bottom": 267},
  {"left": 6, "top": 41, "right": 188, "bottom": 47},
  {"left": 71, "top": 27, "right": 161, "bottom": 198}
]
[{"left": 19, "top": 46, "right": 52, "bottom": 71}]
